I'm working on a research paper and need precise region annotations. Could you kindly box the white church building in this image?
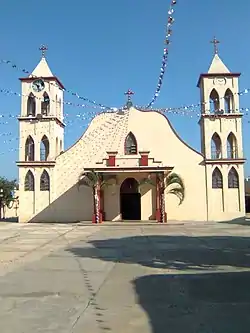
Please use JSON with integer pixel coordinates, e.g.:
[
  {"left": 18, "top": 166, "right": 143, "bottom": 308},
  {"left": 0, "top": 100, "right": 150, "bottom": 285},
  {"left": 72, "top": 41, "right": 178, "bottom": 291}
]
[{"left": 17, "top": 48, "right": 246, "bottom": 223}]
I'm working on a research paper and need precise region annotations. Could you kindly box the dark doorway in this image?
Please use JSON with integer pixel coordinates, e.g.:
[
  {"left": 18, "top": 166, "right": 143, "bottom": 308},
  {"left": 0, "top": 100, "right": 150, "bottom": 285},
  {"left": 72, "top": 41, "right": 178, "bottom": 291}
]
[
  {"left": 120, "top": 178, "right": 141, "bottom": 220},
  {"left": 245, "top": 196, "right": 250, "bottom": 213}
]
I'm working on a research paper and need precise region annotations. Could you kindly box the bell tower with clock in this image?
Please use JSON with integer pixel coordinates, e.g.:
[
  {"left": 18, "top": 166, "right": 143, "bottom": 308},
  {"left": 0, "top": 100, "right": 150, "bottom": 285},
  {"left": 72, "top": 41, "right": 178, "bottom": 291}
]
[
  {"left": 198, "top": 38, "right": 245, "bottom": 220},
  {"left": 17, "top": 46, "right": 65, "bottom": 222}
]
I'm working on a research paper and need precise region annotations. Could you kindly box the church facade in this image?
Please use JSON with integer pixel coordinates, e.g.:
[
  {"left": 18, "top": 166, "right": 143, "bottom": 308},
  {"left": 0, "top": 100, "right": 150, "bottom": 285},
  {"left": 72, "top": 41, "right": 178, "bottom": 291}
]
[{"left": 17, "top": 51, "right": 246, "bottom": 223}]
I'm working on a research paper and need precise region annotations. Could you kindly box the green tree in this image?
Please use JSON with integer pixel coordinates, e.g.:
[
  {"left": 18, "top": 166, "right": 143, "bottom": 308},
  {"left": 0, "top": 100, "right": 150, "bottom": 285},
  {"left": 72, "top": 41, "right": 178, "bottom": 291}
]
[
  {"left": 0, "top": 177, "right": 18, "bottom": 208},
  {"left": 78, "top": 170, "right": 105, "bottom": 190},
  {"left": 139, "top": 172, "right": 185, "bottom": 204}
]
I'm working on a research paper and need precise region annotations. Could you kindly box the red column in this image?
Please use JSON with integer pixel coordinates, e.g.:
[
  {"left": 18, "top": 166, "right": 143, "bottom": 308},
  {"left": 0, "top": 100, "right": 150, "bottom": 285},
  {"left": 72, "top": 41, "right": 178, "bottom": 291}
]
[
  {"left": 160, "top": 173, "right": 167, "bottom": 223},
  {"left": 161, "top": 188, "right": 167, "bottom": 223},
  {"left": 100, "top": 189, "right": 105, "bottom": 222},
  {"left": 156, "top": 173, "right": 167, "bottom": 223},
  {"left": 92, "top": 187, "right": 97, "bottom": 223},
  {"left": 155, "top": 174, "right": 161, "bottom": 222},
  {"left": 96, "top": 180, "right": 103, "bottom": 223},
  {"left": 92, "top": 180, "right": 103, "bottom": 224}
]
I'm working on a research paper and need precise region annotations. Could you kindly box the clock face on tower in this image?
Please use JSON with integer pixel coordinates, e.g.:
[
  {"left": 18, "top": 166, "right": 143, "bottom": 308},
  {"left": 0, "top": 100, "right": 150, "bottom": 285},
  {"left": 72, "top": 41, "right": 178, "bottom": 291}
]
[{"left": 32, "top": 79, "right": 45, "bottom": 92}]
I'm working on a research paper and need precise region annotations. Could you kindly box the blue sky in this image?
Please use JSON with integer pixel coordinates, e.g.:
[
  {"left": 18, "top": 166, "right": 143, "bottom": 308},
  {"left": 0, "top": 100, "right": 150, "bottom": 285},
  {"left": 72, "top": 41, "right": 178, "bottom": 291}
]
[{"left": 1, "top": 0, "right": 250, "bottom": 180}]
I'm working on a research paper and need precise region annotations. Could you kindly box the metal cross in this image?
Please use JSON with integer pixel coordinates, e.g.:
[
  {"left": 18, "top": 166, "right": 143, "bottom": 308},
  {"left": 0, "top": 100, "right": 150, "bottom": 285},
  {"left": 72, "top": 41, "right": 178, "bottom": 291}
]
[
  {"left": 210, "top": 37, "right": 220, "bottom": 55},
  {"left": 124, "top": 89, "right": 134, "bottom": 101},
  {"left": 39, "top": 45, "right": 48, "bottom": 58}
]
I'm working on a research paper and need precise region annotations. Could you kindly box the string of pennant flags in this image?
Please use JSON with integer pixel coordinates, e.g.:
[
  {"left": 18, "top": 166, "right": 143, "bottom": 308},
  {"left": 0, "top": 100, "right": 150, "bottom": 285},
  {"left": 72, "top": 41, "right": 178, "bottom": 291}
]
[
  {"left": 146, "top": 0, "right": 177, "bottom": 108},
  {"left": 1, "top": 83, "right": 250, "bottom": 120},
  {"left": 142, "top": 87, "right": 250, "bottom": 114},
  {"left": 0, "top": 2, "right": 178, "bottom": 110},
  {"left": 0, "top": 74, "right": 249, "bottom": 118},
  {"left": 1, "top": 49, "right": 249, "bottom": 116},
  {"left": 1, "top": 110, "right": 250, "bottom": 153},
  {"left": 0, "top": 87, "right": 112, "bottom": 111},
  {"left": 55, "top": 114, "right": 127, "bottom": 195},
  {"left": 0, "top": 113, "right": 249, "bottom": 158},
  {"left": 0, "top": 0, "right": 249, "bottom": 161},
  {"left": 0, "top": 109, "right": 248, "bottom": 131},
  {"left": 0, "top": 113, "right": 104, "bottom": 150},
  {"left": 0, "top": 124, "right": 92, "bottom": 145},
  {"left": 0, "top": 0, "right": 247, "bottom": 118},
  {"left": 0, "top": 60, "right": 113, "bottom": 110},
  {"left": 0, "top": 113, "right": 122, "bottom": 159},
  {"left": 0, "top": 103, "right": 250, "bottom": 123}
]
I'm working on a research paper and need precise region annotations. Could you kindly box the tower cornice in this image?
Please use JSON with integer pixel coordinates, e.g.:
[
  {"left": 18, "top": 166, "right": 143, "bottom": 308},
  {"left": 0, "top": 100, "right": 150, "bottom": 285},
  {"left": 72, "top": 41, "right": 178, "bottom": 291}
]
[
  {"left": 197, "top": 72, "right": 241, "bottom": 87},
  {"left": 16, "top": 161, "right": 56, "bottom": 167},
  {"left": 198, "top": 113, "right": 243, "bottom": 125},
  {"left": 204, "top": 158, "right": 246, "bottom": 165},
  {"left": 17, "top": 115, "right": 65, "bottom": 128}
]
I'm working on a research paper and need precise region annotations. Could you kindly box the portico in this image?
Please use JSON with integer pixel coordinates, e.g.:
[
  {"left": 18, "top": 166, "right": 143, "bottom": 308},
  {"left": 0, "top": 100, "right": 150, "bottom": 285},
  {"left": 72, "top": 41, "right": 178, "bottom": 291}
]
[{"left": 83, "top": 166, "right": 173, "bottom": 223}]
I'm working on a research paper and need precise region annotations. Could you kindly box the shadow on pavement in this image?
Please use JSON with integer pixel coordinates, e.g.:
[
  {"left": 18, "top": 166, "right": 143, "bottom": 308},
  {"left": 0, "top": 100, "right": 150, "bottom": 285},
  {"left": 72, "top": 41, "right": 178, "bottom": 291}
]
[
  {"left": 219, "top": 217, "right": 250, "bottom": 226},
  {"left": 133, "top": 271, "right": 250, "bottom": 333},
  {"left": 68, "top": 235, "right": 250, "bottom": 333}
]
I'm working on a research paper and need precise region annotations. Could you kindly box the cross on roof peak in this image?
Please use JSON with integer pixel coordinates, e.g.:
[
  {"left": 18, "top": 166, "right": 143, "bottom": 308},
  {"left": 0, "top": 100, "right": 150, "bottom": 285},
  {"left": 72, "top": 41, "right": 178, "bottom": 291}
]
[
  {"left": 124, "top": 89, "right": 134, "bottom": 100},
  {"left": 39, "top": 45, "right": 48, "bottom": 58},
  {"left": 210, "top": 37, "right": 220, "bottom": 55},
  {"left": 124, "top": 89, "right": 134, "bottom": 108}
]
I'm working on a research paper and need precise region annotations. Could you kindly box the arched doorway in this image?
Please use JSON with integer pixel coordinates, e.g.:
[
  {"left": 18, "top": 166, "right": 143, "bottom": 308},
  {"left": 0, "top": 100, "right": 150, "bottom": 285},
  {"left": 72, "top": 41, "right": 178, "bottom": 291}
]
[{"left": 120, "top": 178, "right": 141, "bottom": 220}]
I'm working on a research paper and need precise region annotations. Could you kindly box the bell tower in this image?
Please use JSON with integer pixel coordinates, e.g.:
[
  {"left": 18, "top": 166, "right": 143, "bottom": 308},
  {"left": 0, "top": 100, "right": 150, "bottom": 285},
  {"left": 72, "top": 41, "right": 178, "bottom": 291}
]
[
  {"left": 198, "top": 38, "right": 245, "bottom": 220},
  {"left": 17, "top": 46, "right": 65, "bottom": 222}
]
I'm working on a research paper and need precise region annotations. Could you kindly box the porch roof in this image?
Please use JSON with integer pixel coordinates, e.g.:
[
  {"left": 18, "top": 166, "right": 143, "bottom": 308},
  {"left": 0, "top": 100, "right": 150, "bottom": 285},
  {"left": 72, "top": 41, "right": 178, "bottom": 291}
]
[{"left": 84, "top": 166, "right": 173, "bottom": 173}]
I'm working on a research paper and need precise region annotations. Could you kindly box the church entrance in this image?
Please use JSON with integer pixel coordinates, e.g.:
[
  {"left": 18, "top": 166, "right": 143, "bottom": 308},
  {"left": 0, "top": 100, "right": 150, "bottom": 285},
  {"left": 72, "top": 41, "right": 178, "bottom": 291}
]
[{"left": 120, "top": 178, "right": 141, "bottom": 220}]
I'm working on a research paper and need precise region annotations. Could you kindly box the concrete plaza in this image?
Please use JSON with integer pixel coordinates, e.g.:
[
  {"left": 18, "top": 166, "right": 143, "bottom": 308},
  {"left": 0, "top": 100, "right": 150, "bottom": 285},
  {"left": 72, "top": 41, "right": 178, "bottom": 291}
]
[{"left": 0, "top": 221, "right": 250, "bottom": 332}]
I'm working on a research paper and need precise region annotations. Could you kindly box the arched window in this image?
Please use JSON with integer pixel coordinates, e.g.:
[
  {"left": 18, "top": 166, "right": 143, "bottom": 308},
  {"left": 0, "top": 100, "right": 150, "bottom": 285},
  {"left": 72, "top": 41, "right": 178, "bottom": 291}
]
[
  {"left": 224, "top": 89, "right": 234, "bottom": 113},
  {"left": 209, "top": 89, "right": 220, "bottom": 113},
  {"left": 27, "top": 93, "right": 36, "bottom": 116},
  {"left": 211, "top": 133, "right": 222, "bottom": 159},
  {"left": 227, "top": 133, "right": 238, "bottom": 159},
  {"left": 228, "top": 167, "right": 239, "bottom": 188},
  {"left": 125, "top": 132, "right": 137, "bottom": 155},
  {"left": 24, "top": 170, "right": 35, "bottom": 191},
  {"left": 41, "top": 92, "right": 50, "bottom": 116},
  {"left": 40, "top": 170, "right": 50, "bottom": 191},
  {"left": 212, "top": 167, "right": 223, "bottom": 188},
  {"left": 40, "top": 135, "right": 49, "bottom": 161},
  {"left": 25, "top": 136, "right": 35, "bottom": 161}
]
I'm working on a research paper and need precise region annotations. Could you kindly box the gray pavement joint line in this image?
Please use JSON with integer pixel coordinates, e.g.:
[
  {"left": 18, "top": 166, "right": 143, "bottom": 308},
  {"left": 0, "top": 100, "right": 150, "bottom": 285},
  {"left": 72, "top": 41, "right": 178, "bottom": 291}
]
[
  {"left": 0, "top": 234, "right": 20, "bottom": 245},
  {"left": 0, "top": 226, "right": 77, "bottom": 266},
  {"left": 55, "top": 227, "right": 114, "bottom": 332},
  {"left": 71, "top": 258, "right": 117, "bottom": 332}
]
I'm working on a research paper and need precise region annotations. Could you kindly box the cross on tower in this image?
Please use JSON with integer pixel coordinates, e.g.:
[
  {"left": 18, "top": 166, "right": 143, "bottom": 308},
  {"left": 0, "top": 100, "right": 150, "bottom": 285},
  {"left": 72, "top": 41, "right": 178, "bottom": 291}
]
[
  {"left": 210, "top": 37, "right": 220, "bottom": 55},
  {"left": 39, "top": 45, "right": 48, "bottom": 58}
]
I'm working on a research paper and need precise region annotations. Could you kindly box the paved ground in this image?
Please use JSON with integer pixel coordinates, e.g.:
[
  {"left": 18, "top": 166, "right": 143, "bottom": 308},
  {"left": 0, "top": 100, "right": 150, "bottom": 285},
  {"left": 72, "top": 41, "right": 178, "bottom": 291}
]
[{"left": 0, "top": 221, "right": 250, "bottom": 332}]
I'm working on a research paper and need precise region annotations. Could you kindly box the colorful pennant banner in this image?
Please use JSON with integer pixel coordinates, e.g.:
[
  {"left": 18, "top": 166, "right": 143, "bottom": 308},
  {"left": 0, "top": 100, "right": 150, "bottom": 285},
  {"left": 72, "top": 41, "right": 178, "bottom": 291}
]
[
  {"left": 0, "top": 60, "right": 112, "bottom": 110},
  {"left": 145, "top": 0, "right": 177, "bottom": 108}
]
